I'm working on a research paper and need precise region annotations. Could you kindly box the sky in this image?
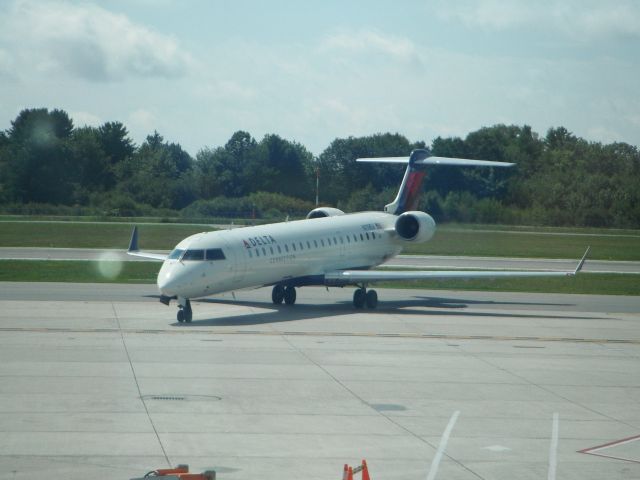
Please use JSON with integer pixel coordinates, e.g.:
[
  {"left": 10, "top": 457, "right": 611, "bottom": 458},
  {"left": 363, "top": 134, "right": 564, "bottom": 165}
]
[{"left": 1, "top": 0, "right": 639, "bottom": 156}]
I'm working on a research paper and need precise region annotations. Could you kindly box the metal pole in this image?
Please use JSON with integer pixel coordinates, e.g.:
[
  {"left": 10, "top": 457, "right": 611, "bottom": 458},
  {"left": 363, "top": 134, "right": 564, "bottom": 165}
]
[{"left": 315, "top": 167, "right": 319, "bottom": 206}]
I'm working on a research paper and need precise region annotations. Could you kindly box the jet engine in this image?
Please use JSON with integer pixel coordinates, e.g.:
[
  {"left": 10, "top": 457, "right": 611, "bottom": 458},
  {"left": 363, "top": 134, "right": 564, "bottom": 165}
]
[
  {"left": 306, "top": 207, "right": 345, "bottom": 219},
  {"left": 394, "top": 211, "right": 436, "bottom": 242}
]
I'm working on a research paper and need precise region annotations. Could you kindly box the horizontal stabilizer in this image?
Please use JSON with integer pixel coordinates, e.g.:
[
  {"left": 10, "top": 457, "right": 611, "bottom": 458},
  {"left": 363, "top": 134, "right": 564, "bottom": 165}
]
[{"left": 357, "top": 156, "right": 514, "bottom": 167}]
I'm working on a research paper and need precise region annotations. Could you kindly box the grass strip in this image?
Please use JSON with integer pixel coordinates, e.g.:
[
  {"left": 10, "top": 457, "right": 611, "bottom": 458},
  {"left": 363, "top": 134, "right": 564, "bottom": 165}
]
[
  {"left": 1, "top": 220, "right": 639, "bottom": 260},
  {"left": 0, "top": 260, "right": 638, "bottom": 295},
  {"left": 0, "top": 260, "right": 159, "bottom": 283},
  {"left": 0, "top": 222, "right": 211, "bottom": 249},
  {"left": 403, "top": 227, "right": 640, "bottom": 260}
]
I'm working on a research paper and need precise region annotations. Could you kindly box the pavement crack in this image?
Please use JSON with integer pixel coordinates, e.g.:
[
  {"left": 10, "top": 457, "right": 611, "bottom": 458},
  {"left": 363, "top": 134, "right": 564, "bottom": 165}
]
[
  {"left": 111, "top": 302, "right": 171, "bottom": 467},
  {"left": 279, "top": 334, "right": 486, "bottom": 480}
]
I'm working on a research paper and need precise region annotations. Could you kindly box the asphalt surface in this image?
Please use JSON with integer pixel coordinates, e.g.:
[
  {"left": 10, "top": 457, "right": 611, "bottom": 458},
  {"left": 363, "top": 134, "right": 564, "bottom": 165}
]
[
  {"left": 1, "top": 247, "right": 638, "bottom": 274},
  {"left": 0, "top": 283, "right": 639, "bottom": 479}
]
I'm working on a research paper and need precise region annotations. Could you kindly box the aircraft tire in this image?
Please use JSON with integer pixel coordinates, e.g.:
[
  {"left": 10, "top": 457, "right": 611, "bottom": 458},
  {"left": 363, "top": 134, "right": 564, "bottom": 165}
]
[
  {"left": 177, "top": 310, "right": 185, "bottom": 323},
  {"left": 365, "top": 289, "right": 378, "bottom": 309},
  {"left": 272, "top": 285, "right": 285, "bottom": 304},
  {"left": 284, "top": 286, "right": 297, "bottom": 305},
  {"left": 353, "top": 288, "right": 366, "bottom": 309}
]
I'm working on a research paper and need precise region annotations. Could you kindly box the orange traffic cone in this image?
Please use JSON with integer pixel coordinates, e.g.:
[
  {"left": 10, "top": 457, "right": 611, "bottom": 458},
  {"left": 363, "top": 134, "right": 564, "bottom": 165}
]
[{"left": 361, "top": 460, "right": 370, "bottom": 480}]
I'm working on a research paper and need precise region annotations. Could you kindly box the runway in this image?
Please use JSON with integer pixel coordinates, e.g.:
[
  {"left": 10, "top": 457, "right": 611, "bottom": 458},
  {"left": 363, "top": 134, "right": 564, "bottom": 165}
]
[
  {"left": 1, "top": 247, "right": 639, "bottom": 274},
  {"left": 0, "top": 283, "right": 638, "bottom": 479}
]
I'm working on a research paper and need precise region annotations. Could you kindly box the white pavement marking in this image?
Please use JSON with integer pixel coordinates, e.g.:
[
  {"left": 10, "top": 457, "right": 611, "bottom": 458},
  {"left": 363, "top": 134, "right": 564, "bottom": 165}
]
[
  {"left": 548, "top": 413, "right": 559, "bottom": 480},
  {"left": 426, "top": 410, "right": 460, "bottom": 480}
]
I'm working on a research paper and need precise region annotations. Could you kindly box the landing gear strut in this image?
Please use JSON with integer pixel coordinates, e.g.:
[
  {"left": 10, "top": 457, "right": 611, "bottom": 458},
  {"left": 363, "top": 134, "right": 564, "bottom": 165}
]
[
  {"left": 353, "top": 287, "right": 377, "bottom": 309},
  {"left": 272, "top": 285, "right": 296, "bottom": 305},
  {"left": 177, "top": 298, "right": 192, "bottom": 323}
]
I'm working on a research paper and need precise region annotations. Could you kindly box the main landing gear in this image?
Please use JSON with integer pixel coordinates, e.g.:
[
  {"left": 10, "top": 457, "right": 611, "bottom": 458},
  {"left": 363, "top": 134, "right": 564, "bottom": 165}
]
[
  {"left": 272, "top": 285, "right": 297, "bottom": 305},
  {"left": 353, "top": 287, "right": 378, "bottom": 309},
  {"left": 270, "top": 284, "right": 378, "bottom": 309},
  {"left": 177, "top": 298, "right": 192, "bottom": 323}
]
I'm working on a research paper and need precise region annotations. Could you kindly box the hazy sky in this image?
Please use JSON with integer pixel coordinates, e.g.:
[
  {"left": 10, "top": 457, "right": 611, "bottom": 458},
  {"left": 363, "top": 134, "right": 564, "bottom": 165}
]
[{"left": 1, "top": 0, "right": 639, "bottom": 155}]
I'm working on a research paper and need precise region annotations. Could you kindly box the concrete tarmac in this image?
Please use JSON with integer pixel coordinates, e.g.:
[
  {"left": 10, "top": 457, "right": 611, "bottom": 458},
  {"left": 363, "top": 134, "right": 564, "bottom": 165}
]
[
  {"left": 0, "top": 283, "right": 639, "bottom": 480},
  {"left": 1, "top": 247, "right": 639, "bottom": 273}
]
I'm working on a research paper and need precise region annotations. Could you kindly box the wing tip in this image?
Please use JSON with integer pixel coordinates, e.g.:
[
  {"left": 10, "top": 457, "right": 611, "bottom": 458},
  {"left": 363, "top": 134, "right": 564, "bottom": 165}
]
[
  {"left": 127, "top": 226, "right": 139, "bottom": 252},
  {"left": 573, "top": 246, "right": 591, "bottom": 275}
]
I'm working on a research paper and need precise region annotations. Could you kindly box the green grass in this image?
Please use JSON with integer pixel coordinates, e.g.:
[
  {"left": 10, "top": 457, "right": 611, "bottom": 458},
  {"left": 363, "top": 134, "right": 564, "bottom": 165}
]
[
  {"left": 0, "top": 260, "right": 159, "bottom": 283},
  {"left": 0, "top": 219, "right": 639, "bottom": 260},
  {"left": 379, "top": 273, "right": 640, "bottom": 296},
  {"left": 403, "top": 226, "right": 640, "bottom": 261},
  {"left": 0, "top": 260, "right": 638, "bottom": 296},
  {"left": 0, "top": 222, "right": 212, "bottom": 249}
]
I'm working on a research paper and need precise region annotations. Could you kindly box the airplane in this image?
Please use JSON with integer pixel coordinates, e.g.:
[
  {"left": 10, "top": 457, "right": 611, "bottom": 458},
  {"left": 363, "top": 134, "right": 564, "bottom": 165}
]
[{"left": 127, "top": 148, "right": 589, "bottom": 323}]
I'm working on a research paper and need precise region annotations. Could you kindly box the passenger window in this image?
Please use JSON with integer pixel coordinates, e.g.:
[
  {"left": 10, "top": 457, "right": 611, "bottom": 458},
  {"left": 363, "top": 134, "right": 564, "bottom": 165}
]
[
  {"left": 366, "top": 232, "right": 370, "bottom": 240},
  {"left": 256, "top": 249, "right": 260, "bottom": 257},
  {"left": 292, "top": 243, "right": 296, "bottom": 251},
  {"left": 277, "top": 245, "right": 282, "bottom": 254},
  {"left": 206, "top": 248, "right": 226, "bottom": 260},
  {"left": 182, "top": 249, "right": 204, "bottom": 260},
  {"left": 270, "top": 246, "right": 274, "bottom": 255},
  {"left": 353, "top": 234, "right": 358, "bottom": 242},
  {"left": 262, "top": 247, "right": 267, "bottom": 256},
  {"left": 333, "top": 237, "right": 337, "bottom": 245},
  {"left": 321, "top": 239, "right": 325, "bottom": 247},
  {"left": 347, "top": 236, "right": 351, "bottom": 243},
  {"left": 314, "top": 240, "right": 318, "bottom": 248},
  {"left": 299, "top": 242, "right": 303, "bottom": 250},
  {"left": 306, "top": 241, "right": 311, "bottom": 249},
  {"left": 285, "top": 245, "right": 289, "bottom": 252}
]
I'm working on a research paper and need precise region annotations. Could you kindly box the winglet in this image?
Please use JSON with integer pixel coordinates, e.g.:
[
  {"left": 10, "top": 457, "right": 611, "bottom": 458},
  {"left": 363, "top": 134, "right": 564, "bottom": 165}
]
[
  {"left": 573, "top": 246, "right": 590, "bottom": 275},
  {"left": 128, "top": 226, "right": 139, "bottom": 252}
]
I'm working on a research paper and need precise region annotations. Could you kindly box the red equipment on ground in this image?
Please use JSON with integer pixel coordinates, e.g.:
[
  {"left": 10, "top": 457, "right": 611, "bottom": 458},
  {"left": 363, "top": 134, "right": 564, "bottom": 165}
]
[
  {"left": 130, "top": 464, "right": 216, "bottom": 480},
  {"left": 342, "top": 459, "right": 371, "bottom": 480}
]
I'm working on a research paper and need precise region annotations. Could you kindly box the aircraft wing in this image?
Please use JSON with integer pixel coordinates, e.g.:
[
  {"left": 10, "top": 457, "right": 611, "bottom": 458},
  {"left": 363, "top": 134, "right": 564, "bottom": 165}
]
[
  {"left": 325, "top": 248, "right": 590, "bottom": 286},
  {"left": 126, "top": 226, "right": 168, "bottom": 261}
]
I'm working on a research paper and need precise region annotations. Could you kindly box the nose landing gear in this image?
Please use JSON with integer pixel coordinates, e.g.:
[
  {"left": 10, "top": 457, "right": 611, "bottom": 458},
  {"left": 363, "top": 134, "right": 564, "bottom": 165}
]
[{"left": 177, "top": 299, "right": 192, "bottom": 323}]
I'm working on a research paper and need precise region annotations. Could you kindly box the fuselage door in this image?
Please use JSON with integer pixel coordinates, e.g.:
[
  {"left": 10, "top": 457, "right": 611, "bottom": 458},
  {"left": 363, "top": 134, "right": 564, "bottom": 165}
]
[{"left": 220, "top": 231, "right": 245, "bottom": 286}]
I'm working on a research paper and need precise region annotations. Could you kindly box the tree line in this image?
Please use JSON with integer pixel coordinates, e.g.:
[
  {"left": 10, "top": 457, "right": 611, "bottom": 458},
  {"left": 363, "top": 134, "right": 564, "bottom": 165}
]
[{"left": 0, "top": 108, "right": 638, "bottom": 228}]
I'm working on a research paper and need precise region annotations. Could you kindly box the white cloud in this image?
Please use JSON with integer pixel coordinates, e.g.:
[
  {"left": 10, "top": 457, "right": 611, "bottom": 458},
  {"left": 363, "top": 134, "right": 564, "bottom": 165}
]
[
  {"left": 197, "top": 80, "right": 256, "bottom": 102},
  {"left": 70, "top": 110, "right": 102, "bottom": 127},
  {"left": 320, "top": 29, "right": 418, "bottom": 61},
  {"left": 437, "top": 0, "right": 640, "bottom": 38},
  {"left": 128, "top": 108, "right": 158, "bottom": 132},
  {"left": 0, "top": 0, "right": 195, "bottom": 81}
]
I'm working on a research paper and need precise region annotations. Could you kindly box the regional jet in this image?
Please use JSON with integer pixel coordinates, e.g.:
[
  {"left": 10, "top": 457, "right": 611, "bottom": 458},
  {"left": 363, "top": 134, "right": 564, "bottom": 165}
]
[{"left": 127, "top": 149, "right": 588, "bottom": 323}]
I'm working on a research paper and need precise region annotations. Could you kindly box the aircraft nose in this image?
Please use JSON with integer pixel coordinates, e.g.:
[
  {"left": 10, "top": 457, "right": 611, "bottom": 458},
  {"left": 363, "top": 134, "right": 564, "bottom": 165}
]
[{"left": 157, "top": 262, "right": 185, "bottom": 296}]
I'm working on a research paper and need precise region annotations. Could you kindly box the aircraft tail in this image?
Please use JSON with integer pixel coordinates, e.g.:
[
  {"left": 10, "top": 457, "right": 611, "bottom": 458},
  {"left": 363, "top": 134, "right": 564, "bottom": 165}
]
[{"left": 357, "top": 149, "right": 514, "bottom": 215}]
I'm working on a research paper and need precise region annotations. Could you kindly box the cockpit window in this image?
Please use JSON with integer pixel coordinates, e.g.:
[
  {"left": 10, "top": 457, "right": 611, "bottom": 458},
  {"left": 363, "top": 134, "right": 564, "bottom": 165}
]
[
  {"left": 181, "top": 249, "right": 204, "bottom": 260},
  {"left": 168, "top": 249, "right": 184, "bottom": 260},
  {"left": 206, "top": 248, "right": 226, "bottom": 260}
]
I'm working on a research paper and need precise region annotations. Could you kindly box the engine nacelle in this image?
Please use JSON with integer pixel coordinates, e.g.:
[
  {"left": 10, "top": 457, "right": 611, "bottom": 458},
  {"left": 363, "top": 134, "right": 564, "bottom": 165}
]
[
  {"left": 394, "top": 211, "right": 436, "bottom": 242},
  {"left": 306, "top": 207, "right": 345, "bottom": 219}
]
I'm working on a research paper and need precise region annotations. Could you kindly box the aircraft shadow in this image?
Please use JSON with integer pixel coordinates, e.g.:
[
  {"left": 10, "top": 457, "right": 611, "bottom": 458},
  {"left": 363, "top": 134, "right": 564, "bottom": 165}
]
[{"left": 169, "top": 295, "right": 600, "bottom": 327}]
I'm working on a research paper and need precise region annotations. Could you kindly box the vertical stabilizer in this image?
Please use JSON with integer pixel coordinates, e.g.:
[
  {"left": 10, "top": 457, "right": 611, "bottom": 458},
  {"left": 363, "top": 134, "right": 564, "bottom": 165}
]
[{"left": 384, "top": 149, "right": 430, "bottom": 215}]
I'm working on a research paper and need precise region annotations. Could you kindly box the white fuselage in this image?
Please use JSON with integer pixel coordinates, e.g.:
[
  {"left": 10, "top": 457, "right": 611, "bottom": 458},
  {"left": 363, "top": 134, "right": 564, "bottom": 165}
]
[{"left": 157, "top": 212, "right": 404, "bottom": 299}]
